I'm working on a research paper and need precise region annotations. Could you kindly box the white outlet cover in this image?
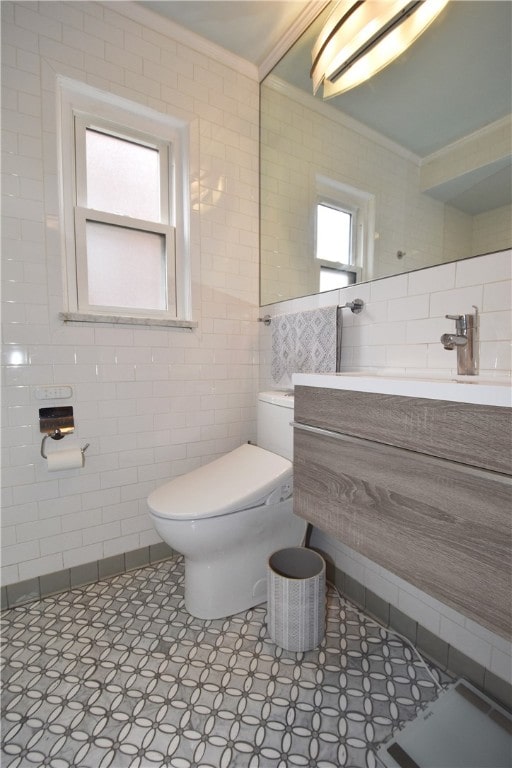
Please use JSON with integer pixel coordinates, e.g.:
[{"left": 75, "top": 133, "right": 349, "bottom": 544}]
[{"left": 35, "top": 385, "right": 73, "bottom": 400}]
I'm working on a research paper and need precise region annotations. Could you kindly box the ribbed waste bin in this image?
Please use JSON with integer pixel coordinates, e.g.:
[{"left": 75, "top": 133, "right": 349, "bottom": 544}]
[{"left": 267, "top": 547, "right": 326, "bottom": 652}]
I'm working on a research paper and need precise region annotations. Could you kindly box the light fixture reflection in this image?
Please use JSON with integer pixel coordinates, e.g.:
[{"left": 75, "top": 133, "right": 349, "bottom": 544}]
[
  {"left": 191, "top": 170, "right": 226, "bottom": 212},
  {"left": 311, "top": 0, "right": 449, "bottom": 99}
]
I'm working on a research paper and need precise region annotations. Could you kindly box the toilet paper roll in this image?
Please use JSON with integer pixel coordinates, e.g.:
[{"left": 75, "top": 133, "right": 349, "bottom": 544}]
[{"left": 47, "top": 448, "right": 84, "bottom": 472}]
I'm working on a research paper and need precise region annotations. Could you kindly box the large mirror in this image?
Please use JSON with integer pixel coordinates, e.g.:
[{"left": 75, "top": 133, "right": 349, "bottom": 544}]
[{"left": 260, "top": 1, "right": 511, "bottom": 305}]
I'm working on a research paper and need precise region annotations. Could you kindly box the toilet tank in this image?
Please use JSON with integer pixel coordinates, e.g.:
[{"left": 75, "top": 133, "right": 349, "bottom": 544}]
[{"left": 257, "top": 391, "right": 294, "bottom": 460}]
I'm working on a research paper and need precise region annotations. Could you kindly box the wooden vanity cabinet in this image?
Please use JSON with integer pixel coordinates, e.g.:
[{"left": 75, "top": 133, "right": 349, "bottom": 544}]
[{"left": 293, "top": 386, "right": 512, "bottom": 640}]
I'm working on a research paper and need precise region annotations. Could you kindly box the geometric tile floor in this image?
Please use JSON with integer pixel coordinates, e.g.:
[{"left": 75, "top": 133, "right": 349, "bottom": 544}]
[{"left": 1, "top": 555, "right": 452, "bottom": 768}]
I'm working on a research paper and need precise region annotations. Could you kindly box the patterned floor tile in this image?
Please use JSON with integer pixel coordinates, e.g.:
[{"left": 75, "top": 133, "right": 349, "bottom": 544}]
[{"left": 1, "top": 556, "right": 451, "bottom": 767}]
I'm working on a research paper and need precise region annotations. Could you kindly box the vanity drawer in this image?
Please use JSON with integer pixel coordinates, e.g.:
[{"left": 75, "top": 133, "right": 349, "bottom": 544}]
[
  {"left": 294, "top": 386, "right": 512, "bottom": 475},
  {"left": 294, "top": 424, "right": 512, "bottom": 639}
]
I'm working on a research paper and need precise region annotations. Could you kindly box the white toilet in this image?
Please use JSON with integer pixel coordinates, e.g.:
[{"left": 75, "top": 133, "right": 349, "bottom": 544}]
[{"left": 147, "top": 391, "right": 306, "bottom": 619}]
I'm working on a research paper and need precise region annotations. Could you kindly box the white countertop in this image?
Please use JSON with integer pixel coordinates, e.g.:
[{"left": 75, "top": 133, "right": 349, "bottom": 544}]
[{"left": 292, "top": 372, "right": 512, "bottom": 407}]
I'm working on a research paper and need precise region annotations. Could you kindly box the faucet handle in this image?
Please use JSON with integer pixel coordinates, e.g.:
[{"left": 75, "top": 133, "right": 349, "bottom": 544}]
[{"left": 445, "top": 313, "right": 469, "bottom": 334}]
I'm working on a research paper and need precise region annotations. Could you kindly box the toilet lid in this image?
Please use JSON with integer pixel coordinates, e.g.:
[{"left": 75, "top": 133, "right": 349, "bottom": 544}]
[{"left": 148, "top": 443, "right": 292, "bottom": 520}]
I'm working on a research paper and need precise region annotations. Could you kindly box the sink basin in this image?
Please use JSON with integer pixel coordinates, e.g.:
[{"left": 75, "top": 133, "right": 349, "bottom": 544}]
[{"left": 292, "top": 372, "right": 511, "bottom": 407}]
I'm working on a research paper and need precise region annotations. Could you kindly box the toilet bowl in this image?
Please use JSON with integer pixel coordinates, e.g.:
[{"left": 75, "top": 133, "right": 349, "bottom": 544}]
[{"left": 147, "top": 391, "right": 306, "bottom": 619}]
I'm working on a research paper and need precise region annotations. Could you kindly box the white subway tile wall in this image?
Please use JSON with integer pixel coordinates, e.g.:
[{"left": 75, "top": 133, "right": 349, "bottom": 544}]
[
  {"left": 1, "top": 1, "right": 260, "bottom": 586},
  {"left": 260, "top": 249, "right": 512, "bottom": 387}
]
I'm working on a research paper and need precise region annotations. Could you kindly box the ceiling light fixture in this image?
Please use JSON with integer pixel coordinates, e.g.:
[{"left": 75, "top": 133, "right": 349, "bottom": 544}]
[{"left": 311, "top": 0, "right": 449, "bottom": 98}]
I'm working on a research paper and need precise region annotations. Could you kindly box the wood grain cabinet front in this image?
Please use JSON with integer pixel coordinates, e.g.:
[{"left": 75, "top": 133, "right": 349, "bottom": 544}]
[{"left": 293, "top": 386, "right": 512, "bottom": 640}]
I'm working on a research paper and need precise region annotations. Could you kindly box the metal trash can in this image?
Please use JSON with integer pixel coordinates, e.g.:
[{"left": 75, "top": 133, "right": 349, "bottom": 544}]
[{"left": 267, "top": 547, "right": 326, "bottom": 652}]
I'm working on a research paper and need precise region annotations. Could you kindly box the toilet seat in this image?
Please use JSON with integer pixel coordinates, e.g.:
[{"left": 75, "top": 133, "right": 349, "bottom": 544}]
[{"left": 148, "top": 443, "right": 292, "bottom": 521}]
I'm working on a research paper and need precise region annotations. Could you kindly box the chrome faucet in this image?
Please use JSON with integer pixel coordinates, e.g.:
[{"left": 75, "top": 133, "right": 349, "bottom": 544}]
[{"left": 440, "top": 306, "right": 478, "bottom": 375}]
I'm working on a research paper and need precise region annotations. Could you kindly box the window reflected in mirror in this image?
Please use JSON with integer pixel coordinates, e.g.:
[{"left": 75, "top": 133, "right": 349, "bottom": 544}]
[{"left": 260, "top": 1, "right": 511, "bottom": 306}]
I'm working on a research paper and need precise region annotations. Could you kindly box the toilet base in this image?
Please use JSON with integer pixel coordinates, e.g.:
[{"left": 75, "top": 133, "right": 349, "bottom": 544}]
[
  {"left": 179, "top": 499, "right": 306, "bottom": 620},
  {"left": 184, "top": 555, "right": 269, "bottom": 619}
]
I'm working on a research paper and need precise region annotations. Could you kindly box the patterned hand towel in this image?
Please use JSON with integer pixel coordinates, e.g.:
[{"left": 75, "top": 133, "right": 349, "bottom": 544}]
[{"left": 271, "top": 305, "right": 339, "bottom": 387}]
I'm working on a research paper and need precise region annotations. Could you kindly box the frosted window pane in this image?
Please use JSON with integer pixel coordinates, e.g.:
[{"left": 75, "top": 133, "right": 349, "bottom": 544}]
[
  {"left": 86, "top": 129, "right": 161, "bottom": 221},
  {"left": 316, "top": 204, "right": 352, "bottom": 263},
  {"left": 85, "top": 221, "right": 173, "bottom": 312}
]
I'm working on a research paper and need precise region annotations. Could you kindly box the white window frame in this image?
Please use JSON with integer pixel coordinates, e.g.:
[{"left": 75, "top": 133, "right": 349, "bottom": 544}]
[
  {"left": 57, "top": 76, "right": 195, "bottom": 327},
  {"left": 314, "top": 174, "right": 375, "bottom": 285}
]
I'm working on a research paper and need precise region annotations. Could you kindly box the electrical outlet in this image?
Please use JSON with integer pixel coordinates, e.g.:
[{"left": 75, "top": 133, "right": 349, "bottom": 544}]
[{"left": 35, "top": 385, "right": 73, "bottom": 400}]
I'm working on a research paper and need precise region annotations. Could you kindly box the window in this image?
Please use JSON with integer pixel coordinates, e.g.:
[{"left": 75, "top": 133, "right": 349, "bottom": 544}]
[
  {"left": 58, "top": 77, "right": 194, "bottom": 326},
  {"left": 314, "top": 175, "right": 374, "bottom": 288},
  {"left": 75, "top": 119, "right": 175, "bottom": 316},
  {"left": 316, "top": 202, "right": 357, "bottom": 289}
]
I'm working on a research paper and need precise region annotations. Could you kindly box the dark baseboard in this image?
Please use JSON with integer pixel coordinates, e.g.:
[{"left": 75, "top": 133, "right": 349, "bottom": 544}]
[{"left": 1, "top": 542, "right": 174, "bottom": 611}]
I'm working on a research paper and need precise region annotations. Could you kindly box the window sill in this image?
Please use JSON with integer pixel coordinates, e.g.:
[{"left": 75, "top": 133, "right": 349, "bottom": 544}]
[{"left": 59, "top": 312, "right": 197, "bottom": 329}]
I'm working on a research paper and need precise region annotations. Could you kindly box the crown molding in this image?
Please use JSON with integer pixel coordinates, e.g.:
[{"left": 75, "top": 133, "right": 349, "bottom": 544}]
[
  {"left": 264, "top": 75, "right": 420, "bottom": 164},
  {"left": 104, "top": 1, "right": 259, "bottom": 81},
  {"left": 421, "top": 115, "right": 512, "bottom": 166},
  {"left": 258, "top": 1, "right": 330, "bottom": 81}
]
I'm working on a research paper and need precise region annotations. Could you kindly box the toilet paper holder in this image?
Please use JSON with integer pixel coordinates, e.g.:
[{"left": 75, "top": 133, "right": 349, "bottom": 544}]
[{"left": 39, "top": 406, "right": 89, "bottom": 460}]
